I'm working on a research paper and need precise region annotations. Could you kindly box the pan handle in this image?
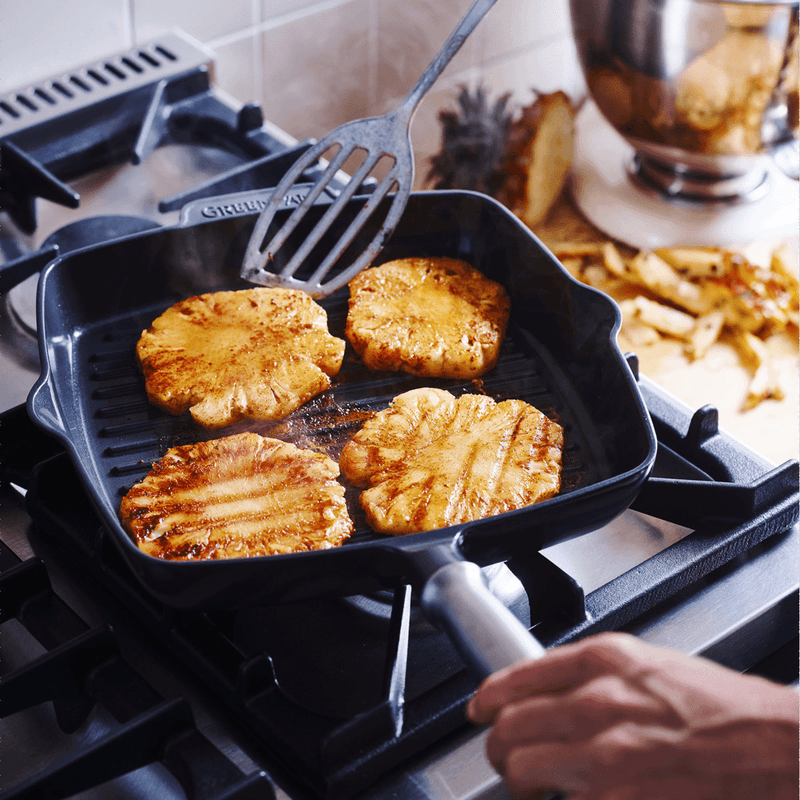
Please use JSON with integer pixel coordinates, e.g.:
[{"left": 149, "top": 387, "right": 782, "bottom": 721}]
[
  {"left": 420, "top": 559, "right": 546, "bottom": 679},
  {"left": 176, "top": 182, "right": 347, "bottom": 228}
]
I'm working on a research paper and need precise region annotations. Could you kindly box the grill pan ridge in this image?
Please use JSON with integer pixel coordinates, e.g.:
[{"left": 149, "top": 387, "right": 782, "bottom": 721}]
[{"left": 29, "top": 190, "right": 657, "bottom": 613}]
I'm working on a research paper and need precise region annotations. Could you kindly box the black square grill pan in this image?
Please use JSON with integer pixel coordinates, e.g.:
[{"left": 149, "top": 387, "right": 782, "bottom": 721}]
[{"left": 28, "top": 189, "right": 657, "bottom": 676}]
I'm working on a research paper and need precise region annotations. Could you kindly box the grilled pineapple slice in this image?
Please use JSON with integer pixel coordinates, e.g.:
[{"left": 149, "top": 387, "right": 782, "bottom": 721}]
[
  {"left": 121, "top": 432, "right": 353, "bottom": 560},
  {"left": 345, "top": 257, "right": 510, "bottom": 379},
  {"left": 136, "top": 287, "right": 345, "bottom": 429},
  {"left": 340, "top": 387, "right": 563, "bottom": 535}
]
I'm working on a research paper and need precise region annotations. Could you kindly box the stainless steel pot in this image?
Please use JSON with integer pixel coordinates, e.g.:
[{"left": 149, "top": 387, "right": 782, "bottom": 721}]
[{"left": 570, "top": 0, "right": 799, "bottom": 199}]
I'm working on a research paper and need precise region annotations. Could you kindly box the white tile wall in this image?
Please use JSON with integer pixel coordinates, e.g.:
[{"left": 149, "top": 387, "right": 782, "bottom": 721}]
[
  {"left": 0, "top": 2, "right": 131, "bottom": 92},
  {"left": 0, "top": 0, "right": 584, "bottom": 188}
]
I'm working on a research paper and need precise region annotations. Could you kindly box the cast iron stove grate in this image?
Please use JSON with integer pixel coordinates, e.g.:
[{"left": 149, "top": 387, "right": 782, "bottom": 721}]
[
  {"left": 0, "top": 30, "right": 330, "bottom": 296},
  {"left": 0, "top": 536, "right": 275, "bottom": 800}
]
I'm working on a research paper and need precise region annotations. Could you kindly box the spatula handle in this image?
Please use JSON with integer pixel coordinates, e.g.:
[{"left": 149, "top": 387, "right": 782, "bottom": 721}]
[
  {"left": 421, "top": 560, "right": 546, "bottom": 680},
  {"left": 399, "top": 0, "right": 501, "bottom": 120}
]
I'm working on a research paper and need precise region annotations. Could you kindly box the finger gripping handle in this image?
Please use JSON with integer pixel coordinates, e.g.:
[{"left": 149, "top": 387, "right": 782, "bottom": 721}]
[{"left": 421, "top": 561, "right": 546, "bottom": 680}]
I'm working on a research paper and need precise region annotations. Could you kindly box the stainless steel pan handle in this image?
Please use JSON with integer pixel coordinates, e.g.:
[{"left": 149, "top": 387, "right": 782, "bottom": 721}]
[{"left": 421, "top": 560, "right": 546, "bottom": 679}]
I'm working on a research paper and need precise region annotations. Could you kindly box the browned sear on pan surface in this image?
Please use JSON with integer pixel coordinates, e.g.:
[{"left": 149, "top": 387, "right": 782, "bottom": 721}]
[
  {"left": 136, "top": 287, "right": 345, "bottom": 429},
  {"left": 345, "top": 257, "right": 510, "bottom": 378},
  {"left": 120, "top": 432, "right": 353, "bottom": 560},
  {"left": 339, "top": 387, "right": 563, "bottom": 535}
]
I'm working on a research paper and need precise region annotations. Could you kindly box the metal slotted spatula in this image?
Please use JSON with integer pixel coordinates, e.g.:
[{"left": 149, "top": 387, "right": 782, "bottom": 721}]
[{"left": 240, "top": 0, "right": 500, "bottom": 298}]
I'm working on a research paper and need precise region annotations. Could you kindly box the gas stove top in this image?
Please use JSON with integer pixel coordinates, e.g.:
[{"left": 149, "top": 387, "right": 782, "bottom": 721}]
[{"left": 0, "top": 31, "right": 798, "bottom": 800}]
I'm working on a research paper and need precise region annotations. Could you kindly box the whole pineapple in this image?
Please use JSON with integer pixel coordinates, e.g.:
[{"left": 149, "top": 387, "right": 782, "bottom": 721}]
[
  {"left": 425, "top": 85, "right": 513, "bottom": 197},
  {"left": 427, "top": 85, "right": 576, "bottom": 230}
]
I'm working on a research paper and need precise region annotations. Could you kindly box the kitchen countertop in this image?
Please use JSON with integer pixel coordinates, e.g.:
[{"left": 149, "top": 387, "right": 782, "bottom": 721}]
[
  {"left": 534, "top": 193, "right": 799, "bottom": 468},
  {"left": 626, "top": 318, "right": 798, "bottom": 467}
]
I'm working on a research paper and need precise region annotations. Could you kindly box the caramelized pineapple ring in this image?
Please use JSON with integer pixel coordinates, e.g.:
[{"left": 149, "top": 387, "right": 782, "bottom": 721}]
[
  {"left": 136, "top": 287, "right": 345, "bottom": 429},
  {"left": 340, "top": 387, "right": 563, "bottom": 535},
  {"left": 121, "top": 432, "right": 353, "bottom": 560},
  {"left": 345, "top": 257, "right": 510, "bottom": 379}
]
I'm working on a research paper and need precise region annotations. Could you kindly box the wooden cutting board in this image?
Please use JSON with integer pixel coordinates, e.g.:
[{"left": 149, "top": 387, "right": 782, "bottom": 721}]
[
  {"left": 629, "top": 321, "right": 798, "bottom": 468},
  {"left": 534, "top": 194, "right": 799, "bottom": 468}
]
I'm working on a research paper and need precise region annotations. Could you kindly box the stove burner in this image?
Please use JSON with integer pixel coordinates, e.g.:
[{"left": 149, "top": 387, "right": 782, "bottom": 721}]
[{"left": 0, "top": 32, "right": 287, "bottom": 236}]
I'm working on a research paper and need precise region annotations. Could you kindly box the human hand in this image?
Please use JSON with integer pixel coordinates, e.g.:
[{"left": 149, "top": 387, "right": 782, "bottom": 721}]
[{"left": 466, "top": 632, "right": 798, "bottom": 800}]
